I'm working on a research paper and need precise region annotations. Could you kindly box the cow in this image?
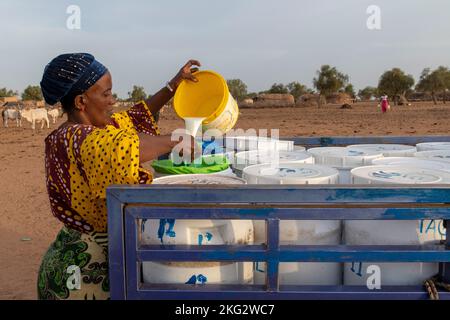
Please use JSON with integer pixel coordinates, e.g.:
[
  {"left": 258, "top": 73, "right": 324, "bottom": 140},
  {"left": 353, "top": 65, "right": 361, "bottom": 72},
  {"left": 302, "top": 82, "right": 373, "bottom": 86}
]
[
  {"left": 2, "top": 108, "right": 22, "bottom": 127},
  {"left": 47, "top": 108, "right": 62, "bottom": 124},
  {"left": 20, "top": 108, "right": 50, "bottom": 130}
]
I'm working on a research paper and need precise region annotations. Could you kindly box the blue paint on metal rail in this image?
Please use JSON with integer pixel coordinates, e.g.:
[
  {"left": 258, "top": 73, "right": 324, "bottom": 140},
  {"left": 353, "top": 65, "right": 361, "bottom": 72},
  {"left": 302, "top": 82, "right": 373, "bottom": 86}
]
[{"left": 107, "top": 136, "right": 450, "bottom": 300}]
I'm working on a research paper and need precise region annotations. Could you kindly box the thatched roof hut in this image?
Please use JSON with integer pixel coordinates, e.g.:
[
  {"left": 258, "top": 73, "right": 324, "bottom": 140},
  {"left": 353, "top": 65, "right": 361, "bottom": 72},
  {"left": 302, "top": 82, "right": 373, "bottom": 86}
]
[{"left": 253, "top": 94, "right": 295, "bottom": 108}]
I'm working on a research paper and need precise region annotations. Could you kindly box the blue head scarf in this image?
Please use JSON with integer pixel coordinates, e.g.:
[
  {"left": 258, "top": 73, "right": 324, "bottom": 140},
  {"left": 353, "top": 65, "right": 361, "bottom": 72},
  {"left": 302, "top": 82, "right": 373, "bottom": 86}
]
[{"left": 40, "top": 53, "right": 108, "bottom": 105}]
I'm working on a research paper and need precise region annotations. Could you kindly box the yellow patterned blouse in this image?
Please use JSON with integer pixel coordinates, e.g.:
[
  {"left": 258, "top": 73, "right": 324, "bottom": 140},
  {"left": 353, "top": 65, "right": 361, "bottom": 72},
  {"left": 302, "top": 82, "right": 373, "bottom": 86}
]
[{"left": 45, "top": 101, "right": 160, "bottom": 233}]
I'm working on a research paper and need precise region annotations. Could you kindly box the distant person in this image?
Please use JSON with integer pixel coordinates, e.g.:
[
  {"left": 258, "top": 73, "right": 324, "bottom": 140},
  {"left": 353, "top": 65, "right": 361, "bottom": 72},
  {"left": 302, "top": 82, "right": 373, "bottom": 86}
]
[{"left": 380, "top": 94, "right": 390, "bottom": 113}]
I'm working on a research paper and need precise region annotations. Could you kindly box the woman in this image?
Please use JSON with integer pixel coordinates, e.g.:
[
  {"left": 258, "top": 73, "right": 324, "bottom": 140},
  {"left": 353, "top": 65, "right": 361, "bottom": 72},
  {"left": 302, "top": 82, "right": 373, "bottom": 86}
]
[
  {"left": 380, "top": 94, "right": 390, "bottom": 113},
  {"left": 37, "top": 53, "right": 200, "bottom": 300}
]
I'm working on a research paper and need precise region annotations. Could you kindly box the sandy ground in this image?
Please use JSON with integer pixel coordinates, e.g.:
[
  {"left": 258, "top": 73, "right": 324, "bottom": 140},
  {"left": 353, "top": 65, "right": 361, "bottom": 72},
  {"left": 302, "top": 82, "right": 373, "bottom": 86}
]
[{"left": 1, "top": 101, "right": 450, "bottom": 299}]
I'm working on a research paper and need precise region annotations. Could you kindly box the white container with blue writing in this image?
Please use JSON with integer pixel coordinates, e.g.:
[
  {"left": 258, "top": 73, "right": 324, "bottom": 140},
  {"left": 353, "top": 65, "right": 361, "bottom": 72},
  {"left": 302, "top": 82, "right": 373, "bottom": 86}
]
[
  {"left": 344, "top": 165, "right": 448, "bottom": 286},
  {"left": 243, "top": 162, "right": 342, "bottom": 285}
]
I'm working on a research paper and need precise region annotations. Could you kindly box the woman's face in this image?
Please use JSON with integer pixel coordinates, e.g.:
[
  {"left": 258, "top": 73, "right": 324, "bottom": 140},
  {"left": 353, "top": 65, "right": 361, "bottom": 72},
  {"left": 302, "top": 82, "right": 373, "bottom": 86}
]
[{"left": 79, "top": 71, "right": 116, "bottom": 127}]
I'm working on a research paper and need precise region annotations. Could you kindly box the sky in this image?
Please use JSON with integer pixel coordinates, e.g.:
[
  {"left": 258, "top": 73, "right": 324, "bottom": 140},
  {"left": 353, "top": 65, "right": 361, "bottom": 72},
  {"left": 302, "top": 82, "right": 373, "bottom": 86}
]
[{"left": 1, "top": 0, "right": 449, "bottom": 98}]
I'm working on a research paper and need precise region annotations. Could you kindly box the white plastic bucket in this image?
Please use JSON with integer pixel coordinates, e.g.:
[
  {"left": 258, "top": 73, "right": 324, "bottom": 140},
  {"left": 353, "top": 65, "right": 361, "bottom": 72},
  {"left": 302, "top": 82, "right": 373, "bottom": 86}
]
[
  {"left": 243, "top": 163, "right": 342, "bottom": 285},
  {"left": 344, "top": 165, "right": 448, "bottom": 286},
  {"left": 416, "top": 142, "right": 450, "bottom": 152},
  {"left": 173, "top": 70, "right": 239, "bottom": 135},
  {"left": 142, "top": 174, "right": 254, "bottom": 285},
  {"left": 347, "top": 144, "right": 417, "bottom": 157},
  {"left": 307, "top": 147, "right": 382, "bottom": 184},
  {"left": 225, "top": 136, "right": 295, "bottom": 152},
  {"left": 233, "top": 150, "right": 314, "bottom": 175}
]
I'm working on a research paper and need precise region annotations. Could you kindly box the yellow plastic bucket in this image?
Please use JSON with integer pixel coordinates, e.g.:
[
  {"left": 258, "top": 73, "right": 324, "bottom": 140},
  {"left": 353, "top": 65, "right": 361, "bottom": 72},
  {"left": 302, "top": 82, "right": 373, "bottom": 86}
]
[{"left": 173, "top": 70, "right": 239, "bottom": 134}]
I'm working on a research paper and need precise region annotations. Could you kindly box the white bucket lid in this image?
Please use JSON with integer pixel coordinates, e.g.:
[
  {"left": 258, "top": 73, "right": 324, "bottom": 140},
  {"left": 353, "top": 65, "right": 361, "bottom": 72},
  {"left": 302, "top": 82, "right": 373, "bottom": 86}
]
[
  {"left": 153, "top": 174, "right": 246, "bottom": 185},
  {"left": 416, "top": 142, "right": 450, "bottom": 152},
  {"left": 243, "top": 163, "right": 339, "bottom": 184},
  {"left": 234, "top": 150, "right": 314, "bottom": 171},
  {"left": 351, "top": 165, "right": 450, "bottom": 184},
  {"left": 225, "top": 135, "right": 294, "bottom": 151},
  {"left": 307, "top": 147, "right": 382, "bottom": 169},
  {"left": 414, "top": 150, "right": 450, "bottom": 163},
  {"left": 294, "top": 145, "right": 306, "bottom": 152},
  {"left": 372, "top": 157, "right": 450, "bottom": 172},
  {"left": 347, "top": 144, "right": 417, "bottom": 157}
]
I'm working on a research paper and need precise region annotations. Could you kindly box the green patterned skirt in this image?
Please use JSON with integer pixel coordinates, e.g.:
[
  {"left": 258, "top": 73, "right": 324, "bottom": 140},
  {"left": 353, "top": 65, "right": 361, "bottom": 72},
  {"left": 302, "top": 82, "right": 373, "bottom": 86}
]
[{"left": 37, "top": 227, "right": 110, "bottom": 300}]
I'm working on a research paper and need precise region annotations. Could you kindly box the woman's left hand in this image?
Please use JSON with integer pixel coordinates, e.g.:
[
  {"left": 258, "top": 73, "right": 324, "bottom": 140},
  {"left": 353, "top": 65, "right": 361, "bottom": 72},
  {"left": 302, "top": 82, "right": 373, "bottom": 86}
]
[{"left": 170, "top": 59, "right": 202, "bottom": 89}]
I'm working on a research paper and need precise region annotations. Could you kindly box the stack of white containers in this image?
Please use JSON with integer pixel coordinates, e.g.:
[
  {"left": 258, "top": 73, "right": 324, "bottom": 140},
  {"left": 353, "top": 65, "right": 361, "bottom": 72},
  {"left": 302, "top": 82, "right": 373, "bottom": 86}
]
[
  {"left": 233, "top": 149, "right": 312, "bottom": 177},
  {"left": 243, "top": 162, "right": 342, "bottom": 285}
]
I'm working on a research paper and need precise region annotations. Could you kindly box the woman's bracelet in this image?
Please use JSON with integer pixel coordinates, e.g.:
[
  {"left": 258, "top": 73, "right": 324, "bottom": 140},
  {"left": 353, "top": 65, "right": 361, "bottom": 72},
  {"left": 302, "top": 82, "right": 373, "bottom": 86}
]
[{"left": 165, "top": 81, "right": 175, "bottom": 93}]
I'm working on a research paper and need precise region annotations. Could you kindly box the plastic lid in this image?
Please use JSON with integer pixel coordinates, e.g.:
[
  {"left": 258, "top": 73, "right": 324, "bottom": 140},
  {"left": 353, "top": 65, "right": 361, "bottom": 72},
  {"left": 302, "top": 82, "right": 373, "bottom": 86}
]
[
  {"left": 351, "top": 165, "right": 450, "bottom": 184},
  {"left": 415, "top": 150, "right": 450, "bottom": 163},
  {"left": 152, "top": 174, "right": 246, "bottom": 185},
  {"left": 307, "top": 147, "right": 382, "bottom": 168},
  {"left": 243, "top": 163, "right": 339, "bottom": 184},
  {"left": 372, "top": 157, "right": 450, "bottom": 172},
  {"left": 152, "top": 155, "right": 230, "bottom": 174},
  {"left": 347, "top": 144, "right": 417, "bottom": 156},
  {"left": 234, "top": 150, "right": 314, "bottom": 171},
  {"left": 416, "top": 142, "right": 450, "bottom": 152}
]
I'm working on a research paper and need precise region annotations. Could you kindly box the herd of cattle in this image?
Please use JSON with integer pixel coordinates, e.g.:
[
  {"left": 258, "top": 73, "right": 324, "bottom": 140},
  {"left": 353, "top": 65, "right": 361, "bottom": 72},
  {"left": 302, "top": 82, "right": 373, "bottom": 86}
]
[{"left": 1, "top": 106, "right": 61, "bottom": 130}]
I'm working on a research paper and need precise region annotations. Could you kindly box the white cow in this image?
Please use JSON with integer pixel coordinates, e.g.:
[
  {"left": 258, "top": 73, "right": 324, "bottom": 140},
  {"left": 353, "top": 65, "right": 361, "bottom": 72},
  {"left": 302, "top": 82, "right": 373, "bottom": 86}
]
[
  {"left": 20, "top": 108, "right": 50, "bottom": 130},
  {"left": 2, "top": 108, "right": 22, "bottom": 127},
  {"left": 47, "top": 108, "right": 62, "bottom": 124}
]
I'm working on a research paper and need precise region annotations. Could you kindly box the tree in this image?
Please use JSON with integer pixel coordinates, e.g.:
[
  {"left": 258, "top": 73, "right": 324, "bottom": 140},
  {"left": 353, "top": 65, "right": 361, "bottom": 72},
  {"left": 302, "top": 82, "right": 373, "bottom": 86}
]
[
  {"left": 22, "top": 85, "right": 43, "bottom": 101},
  {"left": 313, "top": 65, "right": 349, "bottom": 102},
  {"left": 416, "top": 66, "right": 450, "bottom": 104},
  {"left": 268, "top": 83, "right": 288, "bottom": 94},
  {"left": 344, "top": 84, "right": 356, "bottom": 98},
  {"left": 227, "top": 79, "right": 248, "bottom": 102},
  {"left": 358, "top": 86, "right": 378, "bottom": 100},
  {"left": 128, "top": 85, "right": 147, "bottom": 102},
  {"left": 287, "top": 82, "right": 308, "bottom": 101},
  {"left": 378, "top": 68, "right": 415, "bottom": 105},
  {"left": 0, "top": 88, "right": 18, "bottom": 98}
]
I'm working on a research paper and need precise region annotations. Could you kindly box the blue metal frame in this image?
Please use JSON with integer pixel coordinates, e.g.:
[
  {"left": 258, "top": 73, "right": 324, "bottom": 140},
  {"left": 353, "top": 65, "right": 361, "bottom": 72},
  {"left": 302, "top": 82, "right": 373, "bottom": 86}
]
[{"left": 107, "top": 135, "right": 450, "bottom": 300}]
